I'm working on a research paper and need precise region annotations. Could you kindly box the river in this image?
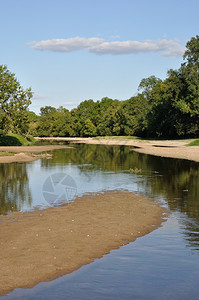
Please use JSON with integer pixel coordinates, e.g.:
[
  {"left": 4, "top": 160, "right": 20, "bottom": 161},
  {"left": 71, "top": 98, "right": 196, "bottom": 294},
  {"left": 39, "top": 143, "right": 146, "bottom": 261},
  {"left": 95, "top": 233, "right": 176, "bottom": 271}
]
[{"left": 1, "top": 143, "right": 199, "bottom": 299}]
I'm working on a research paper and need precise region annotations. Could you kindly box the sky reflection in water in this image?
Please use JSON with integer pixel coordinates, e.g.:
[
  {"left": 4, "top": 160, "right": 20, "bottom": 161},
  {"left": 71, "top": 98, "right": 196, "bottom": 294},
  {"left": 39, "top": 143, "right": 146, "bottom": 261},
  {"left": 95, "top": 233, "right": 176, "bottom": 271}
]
[{"left": 1, "top": 144, "right": 199, "bottom": 299}]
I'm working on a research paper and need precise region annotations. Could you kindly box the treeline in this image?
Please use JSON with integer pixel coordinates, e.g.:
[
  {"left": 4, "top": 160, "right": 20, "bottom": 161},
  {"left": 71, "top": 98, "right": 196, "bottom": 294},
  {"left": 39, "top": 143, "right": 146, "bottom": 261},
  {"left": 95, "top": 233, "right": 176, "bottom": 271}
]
[
  {"left": 29, "top": 35, "right": 199, "bottom": 138},
  {"left": 0, "top": 35, "right": 199, "bottom": 139}
]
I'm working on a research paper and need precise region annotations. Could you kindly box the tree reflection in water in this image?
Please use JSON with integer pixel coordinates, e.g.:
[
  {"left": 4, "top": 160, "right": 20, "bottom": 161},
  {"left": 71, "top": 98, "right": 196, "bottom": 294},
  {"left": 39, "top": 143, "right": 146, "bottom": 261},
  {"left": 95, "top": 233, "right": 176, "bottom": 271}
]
[
  {"left": 0, "top": 144, "right": 199, "bottom": 250},
  {"left": 0, "top": 163, "right": 32, "bottom": 215},
  {"left": 41, "top": 144, "right": 199, "bottom": 249}
]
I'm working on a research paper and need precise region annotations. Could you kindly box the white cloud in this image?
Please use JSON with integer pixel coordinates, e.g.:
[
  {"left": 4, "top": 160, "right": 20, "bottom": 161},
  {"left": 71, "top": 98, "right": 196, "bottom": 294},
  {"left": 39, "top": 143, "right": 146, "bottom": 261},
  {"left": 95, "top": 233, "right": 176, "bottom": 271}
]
[
  {"left": 29, "top": 37, "right": 103, "bottom": 52},
  {"left": 28, "top": 37, "right": 185, "bottom": 57}
]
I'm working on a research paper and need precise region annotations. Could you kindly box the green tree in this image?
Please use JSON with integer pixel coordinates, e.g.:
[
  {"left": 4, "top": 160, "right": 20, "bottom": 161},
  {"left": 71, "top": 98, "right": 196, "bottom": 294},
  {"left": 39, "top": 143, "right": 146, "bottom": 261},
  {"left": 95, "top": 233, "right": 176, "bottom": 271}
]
[
  {"left": 53, "top": 107, "right": 75, "bottom": 137},
  {"left": 71, "top": 100, "right": 98, "bottom": 136},
  {"left": 84, "top": 119, "right": 97, "bottom": 136},
  {"left": 0, "top": 65, "right": 33, "bottom": 134},
  {"left": 26, "top": 111, "right": 39, "bottom": 137},
  {"left": 97, "top": 99, "right": 121, "bottom": 136},
  {"left": 36, "top": 106, "right": 76, "bottom": 137},
  {"left": 146, "top": 66, "right": 199, "bottom": 138},
  {"left": 119, "top": 94, "right": 150, "bottom": 136},
  {"left": 138, "top": 75, "right": 162, "bottom": 101},
  {"left": 183, "top": 35, "right": 199, "bottom": 69}
]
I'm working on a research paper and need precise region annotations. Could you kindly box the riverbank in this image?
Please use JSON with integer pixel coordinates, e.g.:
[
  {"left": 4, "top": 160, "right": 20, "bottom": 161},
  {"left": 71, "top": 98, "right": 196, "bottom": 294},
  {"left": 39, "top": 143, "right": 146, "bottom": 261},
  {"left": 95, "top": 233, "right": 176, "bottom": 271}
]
[
  {"left": 1, "top": 137, "right": 198, "bottom": 164},
  {"left": 35, "top": 137, "right": 199, "bottom": 163},
  {"left": 0, "top": 145, "right": 72, "bottom": 163},
  {"left": 0, "top": 190, "right": 167, "bottom": 295}
]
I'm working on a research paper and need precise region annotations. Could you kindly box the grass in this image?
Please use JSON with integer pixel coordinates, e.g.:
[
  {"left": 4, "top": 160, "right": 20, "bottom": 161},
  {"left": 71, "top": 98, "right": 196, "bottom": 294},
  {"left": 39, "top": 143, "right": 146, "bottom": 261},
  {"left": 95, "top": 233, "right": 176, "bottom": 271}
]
[
  {"left": 27, "top": 135, "right": 36, "bottom": 144},
  {"left": 0, "top": 133, "right": 31, "bottom": 146},
  {"left": 187, "top": 139, "right": 199, "bottom": 146},
  {"left": 0, "top": 133, "right": 28, "bottom": 146},
  {"left": 0, "top": 151, "right": 14, "bottom": 156}
]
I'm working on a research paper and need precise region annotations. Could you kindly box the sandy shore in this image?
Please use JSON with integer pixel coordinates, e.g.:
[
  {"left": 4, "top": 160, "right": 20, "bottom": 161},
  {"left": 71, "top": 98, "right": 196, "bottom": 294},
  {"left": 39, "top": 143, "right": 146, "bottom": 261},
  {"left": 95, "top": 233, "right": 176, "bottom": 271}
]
[
  {"left": 0, "top": 190, "right": 167, "bottom": 295},
  {"left": 1, "top": 137, "right": 198, "bottom": 163},
  {"left": 35, "top": 137, "right": 199, "bottom": 163},
  {"left": 0, "top": 145, "right": 72, "bottom": 163}
]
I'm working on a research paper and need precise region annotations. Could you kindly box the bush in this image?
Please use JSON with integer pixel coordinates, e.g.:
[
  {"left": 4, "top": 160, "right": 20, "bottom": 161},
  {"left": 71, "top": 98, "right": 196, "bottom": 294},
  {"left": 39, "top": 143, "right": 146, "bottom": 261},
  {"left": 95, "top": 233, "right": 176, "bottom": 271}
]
[
  {"left": 26, "top": 135, "right": 36, "bottom": 144},
  {"left": 0, "top": 133, "right": 29, "bottom": 146}
]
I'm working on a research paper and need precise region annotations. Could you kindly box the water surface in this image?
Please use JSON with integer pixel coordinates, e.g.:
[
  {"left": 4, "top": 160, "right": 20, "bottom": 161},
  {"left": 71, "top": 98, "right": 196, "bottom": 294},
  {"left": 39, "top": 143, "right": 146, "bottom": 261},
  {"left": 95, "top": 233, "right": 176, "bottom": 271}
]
[{"left": 1, "top": 144, "right": 199, "bottom": 299}]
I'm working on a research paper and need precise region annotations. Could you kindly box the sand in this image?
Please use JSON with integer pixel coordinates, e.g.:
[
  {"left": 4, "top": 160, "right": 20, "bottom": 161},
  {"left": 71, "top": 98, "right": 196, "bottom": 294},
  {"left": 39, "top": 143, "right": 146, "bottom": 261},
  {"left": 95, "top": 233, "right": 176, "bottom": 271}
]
[
  {"left": 35, "top": 137, "right": 199, "bottom": 163},
  {"left": 1, "top": 138, "right": 198, "bottom": 163},
  {"left": 0, "top": 190, "right": 167, "bottom": 295},
  {"left": 0, "top": 145, "right": 72, "bottom": 163}
]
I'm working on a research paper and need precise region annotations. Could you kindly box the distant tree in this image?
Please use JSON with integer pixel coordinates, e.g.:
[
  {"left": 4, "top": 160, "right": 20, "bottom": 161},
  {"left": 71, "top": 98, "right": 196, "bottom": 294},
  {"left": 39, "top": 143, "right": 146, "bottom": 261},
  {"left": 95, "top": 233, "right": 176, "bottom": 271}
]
[
  {"left": 138, "top": 75, "right": 162, "bottom": 101},
  {"left": 37, "top": 106, "right": 76, "bottom": 137},
  {"left": 0, "top": 65, "right": 33, "bottom": 134},
  {"left": 53, "top": 107, "right": 75, "bottom": 137},
  {"left": 37, "top": 106, "right": 57, "bottom": 136},
  {"left": 71, "top": 100, "right": 99, "bottom": 136},
  {"left": 119, "top": 94, "right": 150, "bottom": 136},
  {"left": 183, "top": 35, "right": 199, "bottom": 69},
  {"left": 83, "top": 119, "right": 97, "bottom": 136},
  {"left": 97, "top": 99, "right": 121, "bottom": 136},
  {"left": 26, "top": 111, "right": 39, "bottom": 137},
  {"left": 146, "top": 65, "right": 199, "bottom": 138},
  {"left": 40, "top": 106, "right": 57, "bottom": 117}
]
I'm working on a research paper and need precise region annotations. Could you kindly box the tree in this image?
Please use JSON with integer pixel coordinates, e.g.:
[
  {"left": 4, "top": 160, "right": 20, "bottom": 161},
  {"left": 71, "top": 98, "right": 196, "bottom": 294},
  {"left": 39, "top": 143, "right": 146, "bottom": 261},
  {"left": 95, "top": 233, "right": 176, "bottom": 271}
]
[
  {"left": 97, "top": 99, "right": 121, "bottom": 136},
  {"left": 119, "top": 94, "right": 150, "bottom": 136},
  {"left": 183, "top": 35, "right": 199, "bottom": 69},
  {"left": 83, "top": 119, "right": 97, "bottom": 136},
  {"left": 138, "top": 75, "right": 162, "bottom": 101},
  {"left": 26, "top": 111, "right": 39, "bottom": 137},
  {"left": 0, "top": 65, "right": 33, "bottom": 134},
  {"left": 37, "top": 106, "right": 57, "bottom": 136},
  {"left": 71, "top": 100, "right": 99, "bottom": 136}
]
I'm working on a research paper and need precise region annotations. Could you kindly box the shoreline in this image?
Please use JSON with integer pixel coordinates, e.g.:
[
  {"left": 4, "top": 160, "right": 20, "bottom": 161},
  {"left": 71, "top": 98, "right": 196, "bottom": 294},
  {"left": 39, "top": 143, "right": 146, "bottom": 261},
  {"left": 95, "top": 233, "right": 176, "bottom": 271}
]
[
  {"left": 0, "top": 145, "right": 73, "bottom": 163},
  {"left": 0, "top": 137, "right": 198, "bottom": 164},
  {"left": 35, "top": 137, "right": 199, "bottom": 163},
  {"left": 0, "top": 190, "right": 167, "bottom": 296}
]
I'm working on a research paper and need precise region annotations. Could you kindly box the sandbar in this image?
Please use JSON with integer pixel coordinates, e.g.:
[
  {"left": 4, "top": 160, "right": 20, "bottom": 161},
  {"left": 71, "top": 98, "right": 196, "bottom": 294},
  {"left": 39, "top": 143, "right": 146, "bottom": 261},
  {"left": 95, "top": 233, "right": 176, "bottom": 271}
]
[
  {"left": 0, "top": 190, "right": 167, "bottom": 295},
  {"left": 0, "top": 145, "right": 72, "bottom": 163},
  {"left": 35, "top": 137, "right": 199, "bottom": 163}
]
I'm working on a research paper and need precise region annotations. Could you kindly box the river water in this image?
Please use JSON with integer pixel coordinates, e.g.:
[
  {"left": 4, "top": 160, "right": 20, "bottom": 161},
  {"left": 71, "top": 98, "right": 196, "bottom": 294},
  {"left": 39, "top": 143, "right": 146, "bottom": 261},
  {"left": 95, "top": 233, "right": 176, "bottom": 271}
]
[{"left": 1, "top": 144, "right": 199, "bottom": 299}]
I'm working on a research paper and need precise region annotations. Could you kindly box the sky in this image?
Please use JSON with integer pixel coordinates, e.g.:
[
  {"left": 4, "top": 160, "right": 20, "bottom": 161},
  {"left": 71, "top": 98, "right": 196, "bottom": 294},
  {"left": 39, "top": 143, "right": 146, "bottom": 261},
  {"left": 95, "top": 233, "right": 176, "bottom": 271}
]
[{"left": 0, "top": 0, "right": 199, "bottom": 114}]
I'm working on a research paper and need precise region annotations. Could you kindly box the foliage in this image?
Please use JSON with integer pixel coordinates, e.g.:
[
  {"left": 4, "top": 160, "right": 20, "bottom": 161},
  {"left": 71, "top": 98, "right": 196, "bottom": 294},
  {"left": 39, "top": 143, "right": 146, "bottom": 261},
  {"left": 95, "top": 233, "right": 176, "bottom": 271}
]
[
  {"left": 0, "top": 133, "right": 29, "bottom": 146},
  {"left": 1, "top": 35, "right": 199, "bottom": 140},
  {"left": 0, "top": 163, "right": 32, "bottom": 215},
  {"left": 26, "top": 135, "right": 36, "bottom": 143},
  {"left": 119, "top": 94, "right": 150, "bottom": 136},
  {"left": 0, "top": 65, "right": 33, "bottom": 134},
  {"left": 183, "top": 35, "right": 199, "bottom": 69},
  {"left": 138, "top": 75, "right": 162, "bottom": 100}
]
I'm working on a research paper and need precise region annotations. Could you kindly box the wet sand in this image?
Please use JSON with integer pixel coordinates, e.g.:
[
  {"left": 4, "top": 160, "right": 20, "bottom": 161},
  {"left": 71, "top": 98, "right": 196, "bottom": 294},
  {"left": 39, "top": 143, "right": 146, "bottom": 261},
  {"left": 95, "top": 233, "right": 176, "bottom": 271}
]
[
  {"left": 0, "top": 145, "right": 72, "bottom": 163},
  {"left": 0, "top": 191, "right": 167, "bottom": 295},
  {"left": 35, "top": 137, "right": 199, "bottom": 163}
]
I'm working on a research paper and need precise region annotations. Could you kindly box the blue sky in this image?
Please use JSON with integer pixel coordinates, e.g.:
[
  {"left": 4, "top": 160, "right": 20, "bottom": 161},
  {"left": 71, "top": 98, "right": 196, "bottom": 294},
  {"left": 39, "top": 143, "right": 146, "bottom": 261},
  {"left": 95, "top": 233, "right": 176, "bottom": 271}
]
[{"left": 1, "top": 0, "right": 199, "bottom": 114}]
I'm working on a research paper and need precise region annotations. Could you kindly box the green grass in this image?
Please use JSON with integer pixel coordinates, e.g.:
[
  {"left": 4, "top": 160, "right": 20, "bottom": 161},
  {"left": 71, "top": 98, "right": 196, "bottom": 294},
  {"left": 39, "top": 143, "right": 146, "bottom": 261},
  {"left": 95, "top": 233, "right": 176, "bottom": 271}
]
[
  {"left": 26, "top": 135, "right": 36, "bottom": 144},
  {"left": 0, "top": 133, "right": 29, "bottom": 146},
  {"left": 0, "top": 151, "right": 14, "bottom": 156},
  {"left": 187, "top": 139, "right": 199, "bottom": 146}
]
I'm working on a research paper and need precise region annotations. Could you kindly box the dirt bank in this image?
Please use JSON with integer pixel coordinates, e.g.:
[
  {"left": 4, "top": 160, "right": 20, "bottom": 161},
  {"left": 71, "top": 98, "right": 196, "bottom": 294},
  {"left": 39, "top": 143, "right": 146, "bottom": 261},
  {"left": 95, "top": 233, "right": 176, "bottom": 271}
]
[{"left": 0, "top": 190, "right": 167, "bottom": 295}]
